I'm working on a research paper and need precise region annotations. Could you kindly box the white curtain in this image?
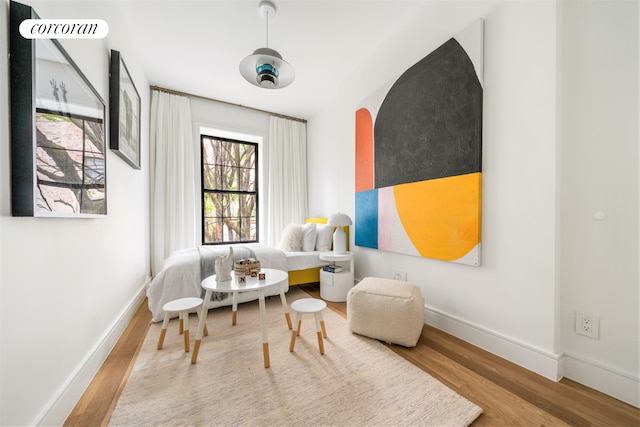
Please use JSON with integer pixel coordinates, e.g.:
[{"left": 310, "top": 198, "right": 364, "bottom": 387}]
[
  {"left": 149, "top": 90, "right": 197, "bottom": 275},
  {"left": 266, "top": 116, "right": 308, "bottom": 247}
]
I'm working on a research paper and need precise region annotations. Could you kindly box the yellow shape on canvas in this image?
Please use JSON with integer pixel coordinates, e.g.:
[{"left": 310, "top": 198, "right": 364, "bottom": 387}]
[{"left": 394, "top": 173, "right": 481, "bottom": 261}]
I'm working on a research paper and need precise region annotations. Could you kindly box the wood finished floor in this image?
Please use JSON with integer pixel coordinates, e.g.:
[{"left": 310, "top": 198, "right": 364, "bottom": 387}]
[{"left": 65, "top": 283, "right": 639, "bottom": 426}]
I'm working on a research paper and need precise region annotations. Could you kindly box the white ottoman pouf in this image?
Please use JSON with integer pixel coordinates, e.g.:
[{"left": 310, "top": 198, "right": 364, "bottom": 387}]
[{"left": 347, "top": 277, "right": 424, "bottom": 347}]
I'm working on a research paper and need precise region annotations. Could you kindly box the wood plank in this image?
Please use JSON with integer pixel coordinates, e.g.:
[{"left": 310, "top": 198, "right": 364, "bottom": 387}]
[
  {"left": 389, "top": 342, "right": 571, "bottom": 426},
  {"left": 419, "top": 325, "right": 639, "bottom": 426},
  {"left": 64, "top": 300, "right": 151, "bottom": 427}
]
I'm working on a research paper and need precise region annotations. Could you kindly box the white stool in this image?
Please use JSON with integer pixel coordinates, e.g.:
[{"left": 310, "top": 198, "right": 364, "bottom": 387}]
[
  {"left": 289, "top": 298, "right": 328, "bottom": 355},
  {"left": 157, "top": 297, "right": 208, "bottom": 352}
]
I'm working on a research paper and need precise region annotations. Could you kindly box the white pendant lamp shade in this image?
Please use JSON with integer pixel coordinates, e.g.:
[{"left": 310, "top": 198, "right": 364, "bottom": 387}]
[
  {"left": 239, "top": 1, "right": 294, "bottom": 89},
  {"left": 239, "top": 47, "right": 294, "bottom": 89}
]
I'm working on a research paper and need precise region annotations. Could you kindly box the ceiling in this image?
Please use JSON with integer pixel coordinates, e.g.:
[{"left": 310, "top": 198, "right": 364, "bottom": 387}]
[{"left": 117, "top": 1, "right": 426, "bottom": 120}]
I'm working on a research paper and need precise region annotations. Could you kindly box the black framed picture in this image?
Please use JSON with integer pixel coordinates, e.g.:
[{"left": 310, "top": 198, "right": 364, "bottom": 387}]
[
  {"left": 109, "top": 49, "right": 141, "bottom": 169},
  {"left": 9, "top": 0, "right": 107, "bottom": 217}
]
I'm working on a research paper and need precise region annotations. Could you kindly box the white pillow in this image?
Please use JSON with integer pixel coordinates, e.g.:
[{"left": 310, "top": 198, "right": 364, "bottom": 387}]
[
  {"left": 315, "top": 224, "right": 334, "bottom": 252},
  {"left": 302, "top": 222, "right": 317, "bottom": 251},
  {"left": 279, "top": 224, "right": 303, "bottom": 252}
]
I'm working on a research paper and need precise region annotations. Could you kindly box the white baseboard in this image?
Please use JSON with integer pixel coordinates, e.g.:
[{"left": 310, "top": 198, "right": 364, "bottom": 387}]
[
  {"left": 561, "top": 352, "right": 640, "bottom": 408},
  {"left": 424, "top": 305, "right": 562, "bottom": 381},
  {"left": 36, "top": 280, "right": 150, "bottom": 426}
]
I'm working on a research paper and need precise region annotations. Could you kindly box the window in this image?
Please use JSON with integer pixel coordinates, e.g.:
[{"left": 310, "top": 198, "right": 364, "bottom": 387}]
[{"left": 201, "top": 135, "right": 258, "bottom": 244}]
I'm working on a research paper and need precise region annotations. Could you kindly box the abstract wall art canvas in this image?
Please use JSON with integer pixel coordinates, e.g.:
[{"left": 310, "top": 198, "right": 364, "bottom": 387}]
[{"left": 355, "top": 19, "right": 483, "bottom": 266}]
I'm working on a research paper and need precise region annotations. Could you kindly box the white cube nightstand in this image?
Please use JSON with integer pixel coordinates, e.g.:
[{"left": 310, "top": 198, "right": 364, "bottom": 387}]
[{"left": 319, "top": 251, "right": 354, "bottom": 302}]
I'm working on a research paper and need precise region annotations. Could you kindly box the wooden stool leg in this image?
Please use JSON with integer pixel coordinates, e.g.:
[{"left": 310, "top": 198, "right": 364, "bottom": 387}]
[
  {"left": 314, "top": 313, "right": 325, "bottom": 355},
  {"left": 183, "top": 312, "right": 190, "bottom": 352},
  {"left": 296, "top": 320, "right": 302, "bottom": 336},
  {"left": 320, "top": 317, "right": 327, "bottom": 338},
  {"left": 179, "top": 312, "right": 184, "bottom": 335},
  {"left": 289, "top": 312, "right": 300, "bottom": 352},
  {"left": 157, "top": 329, "right": 167, "bottom": 350},
  {"left": 157, "top": 312, "right": 171, "bottom": 350},
  {"left": 316, "top": 331, "right": 325, "bottom": 355}
]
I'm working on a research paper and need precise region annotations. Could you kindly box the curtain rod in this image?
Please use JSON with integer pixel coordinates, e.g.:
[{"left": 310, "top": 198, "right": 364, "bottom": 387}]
[{"left": 149, "top": 85, "right": 307, "bottom": 124}]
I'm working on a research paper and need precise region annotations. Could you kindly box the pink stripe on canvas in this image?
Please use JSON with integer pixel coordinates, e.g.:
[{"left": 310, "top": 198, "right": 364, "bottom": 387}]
[{"left": 378, "top": 186, "right": 393, "bottom": 251}]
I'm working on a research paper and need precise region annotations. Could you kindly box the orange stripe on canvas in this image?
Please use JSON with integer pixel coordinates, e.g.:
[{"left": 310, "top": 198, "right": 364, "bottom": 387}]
[{"left": 355, "top": 108, "right": 374, "bottom": 192}]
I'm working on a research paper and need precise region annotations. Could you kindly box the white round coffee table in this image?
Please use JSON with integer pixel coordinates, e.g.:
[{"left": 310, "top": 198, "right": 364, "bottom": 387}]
[{"left": 191, "top": 268, "right": 291, "bottom": 368}]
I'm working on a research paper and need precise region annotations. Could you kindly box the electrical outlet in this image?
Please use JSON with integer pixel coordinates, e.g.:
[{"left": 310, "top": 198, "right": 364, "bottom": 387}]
[
  {"left": 575, "top": 312, "right": 600, "bottom": 339},
  {"left": 393, "top": 270, "right": 407, "bottom": 281}
]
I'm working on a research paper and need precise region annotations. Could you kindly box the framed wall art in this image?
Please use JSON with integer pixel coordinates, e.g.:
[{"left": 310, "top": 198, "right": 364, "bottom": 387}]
[
  {"left": 109, "top": 49, "right": 141, "bottom": 169},
  {"left": 9, "top": 0, "right": 107, "bottom": 217}
]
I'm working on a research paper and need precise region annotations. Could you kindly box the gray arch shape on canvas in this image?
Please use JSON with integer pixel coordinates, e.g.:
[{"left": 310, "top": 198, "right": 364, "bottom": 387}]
[{"left": 373, "top": 37, "right": 483, "bottom": 189}]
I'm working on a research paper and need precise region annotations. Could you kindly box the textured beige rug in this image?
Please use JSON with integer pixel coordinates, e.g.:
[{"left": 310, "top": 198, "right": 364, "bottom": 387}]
[{"left": 110, "top": 288, "right": 482, "bottom": 426}]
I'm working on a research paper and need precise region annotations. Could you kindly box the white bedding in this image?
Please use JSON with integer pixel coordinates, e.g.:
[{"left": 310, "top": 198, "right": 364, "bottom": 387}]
[
  {"left": 147, "top": 244, "right": 288, "bottom": 322},
  {"left": 285, "top": 251, "right": 330, "bottom": 271}
]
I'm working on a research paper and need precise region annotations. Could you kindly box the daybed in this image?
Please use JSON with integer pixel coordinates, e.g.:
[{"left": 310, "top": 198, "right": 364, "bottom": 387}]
[{"left": 147, "top": 218, "right": 347, "bottom": 322}]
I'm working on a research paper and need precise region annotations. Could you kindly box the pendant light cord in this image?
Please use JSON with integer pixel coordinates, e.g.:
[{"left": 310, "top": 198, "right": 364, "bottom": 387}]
[{"left": 265, "top": 10, "right": 269, "bottom": 48}]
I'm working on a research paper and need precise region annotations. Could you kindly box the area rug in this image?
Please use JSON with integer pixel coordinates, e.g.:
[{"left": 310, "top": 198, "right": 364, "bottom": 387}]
[{"left": 109, "top": 287, "right": 482, "bottom": 426}]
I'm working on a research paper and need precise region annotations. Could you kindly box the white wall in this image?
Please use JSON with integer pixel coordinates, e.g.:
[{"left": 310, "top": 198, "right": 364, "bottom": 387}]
[
  {"left": 307, "top": 0, "right": 639, "bottom": 406},
  {"left": 0, "top": 1, "right": 151, "bottom": 424},
  {"left": 559, "top": 0, "right": 639, "bottom": 406}
]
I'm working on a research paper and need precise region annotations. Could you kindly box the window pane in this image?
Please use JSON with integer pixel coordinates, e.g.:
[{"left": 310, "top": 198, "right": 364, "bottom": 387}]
[
  {"left": 201, "top": 135, "right": 258, "bottom": 244},
  {"left": 202, "top": 137, "right": 220, "bottom": 190},
  {"left": 203, "top": 192, "right": 256, "bottom": 244},
  {"left": 238, "top": 144, "right": 256, "bottom": 192}
]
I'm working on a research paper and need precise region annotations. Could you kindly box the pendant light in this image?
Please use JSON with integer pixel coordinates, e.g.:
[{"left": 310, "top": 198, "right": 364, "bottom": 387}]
[{"left": 239, "top": 1, "right": 294, "bottom": 89}]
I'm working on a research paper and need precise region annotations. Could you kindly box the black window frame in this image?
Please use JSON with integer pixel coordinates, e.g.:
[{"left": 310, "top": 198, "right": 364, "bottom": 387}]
[{"left": 200, "top": 134, "right": 259, "bottom": 245}]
